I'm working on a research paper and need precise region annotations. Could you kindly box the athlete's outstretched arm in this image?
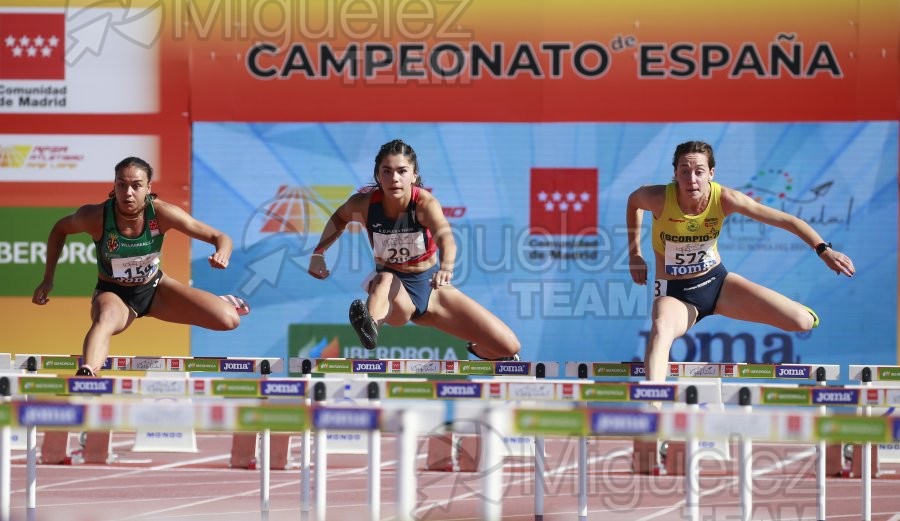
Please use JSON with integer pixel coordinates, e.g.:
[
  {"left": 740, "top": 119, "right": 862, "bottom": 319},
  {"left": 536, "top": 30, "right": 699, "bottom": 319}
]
[
  {"left": 721, "top": 187, "right": 855, "bottom": 277},
  {"left": 308, "top": 193, "right": 369, "bottom": 280},
  {"left": 416, "top": 191, "right": 455, "bottom": 289},
  {"left": 33, "top": 204, "right": 100, "bottom": 305},
  {"left": 625, "top": 185, "right": 664, "bottom": 285},
  {"left": 155, "top": 200, "right": 233, "bottom": 269}
]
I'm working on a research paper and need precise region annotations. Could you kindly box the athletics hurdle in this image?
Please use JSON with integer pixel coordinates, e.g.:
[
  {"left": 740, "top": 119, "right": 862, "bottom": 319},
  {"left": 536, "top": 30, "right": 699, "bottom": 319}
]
[
  {"left": 10, "top": 354, "right": 283, "bottom": 467},
  {"left": 567, "top": 361, "right": 841, "bottom": 475}
]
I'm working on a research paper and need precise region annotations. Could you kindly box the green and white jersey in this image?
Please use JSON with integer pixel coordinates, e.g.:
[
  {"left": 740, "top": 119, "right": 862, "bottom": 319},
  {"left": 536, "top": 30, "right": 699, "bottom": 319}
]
[{"left": 95, "top": 197, "right": 165, "bottom": 283}]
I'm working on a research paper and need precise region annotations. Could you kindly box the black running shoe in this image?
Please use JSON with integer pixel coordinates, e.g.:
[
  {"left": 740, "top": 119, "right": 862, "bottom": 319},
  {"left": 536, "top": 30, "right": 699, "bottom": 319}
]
[
  {"left": 75, "top": 366, "right": 95, "bottom": 377},
  {"left": 466, "top": 342, "right": 520, "bottom": 362},
  {"left": 349, "top": 299, "right": 378, "bottom": 350}
]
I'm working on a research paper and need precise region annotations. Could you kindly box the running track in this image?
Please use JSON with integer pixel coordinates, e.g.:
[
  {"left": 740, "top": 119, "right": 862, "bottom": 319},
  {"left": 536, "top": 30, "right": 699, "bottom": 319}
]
[{"left": 8, "top": 434, "right": 900, "bottom": 521}]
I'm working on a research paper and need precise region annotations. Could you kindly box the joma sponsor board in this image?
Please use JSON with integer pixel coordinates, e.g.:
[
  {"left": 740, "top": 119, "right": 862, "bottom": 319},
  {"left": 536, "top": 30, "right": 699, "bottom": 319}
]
[
  {"left": 261, "top": 380, "right": 306, "bottom": 396},
  {"left": 775, "top": 366, "right": 812, "bottom": 379},
  {"left": 435, "top": 382, "right": 483, "bottom": 399},
  {"left": 314, "top": 408, "right": 379, "bottom": 430},
  {"left": 69, "top": 378, "right": 114, "bottom": 394},
  {"left": 496, "top": 362, "right": 530, "bottom": 375},
  {"left": 630, "top": 385, "right": 676, "bottom": 401},
  {"left": 353, "top": 360, "right": 387, "bottom": 373},
  {"left": 592, "top": 411, "right": 658, "bottom": 435},
  {"left": 812, "top": 389, "right": 859, "bottom": 405},
  {"left": 18, "top": 403, "right": 84, "bottom": 426},
  {"left": 220, "top": 360, "right": 254, "bottom": 372}
]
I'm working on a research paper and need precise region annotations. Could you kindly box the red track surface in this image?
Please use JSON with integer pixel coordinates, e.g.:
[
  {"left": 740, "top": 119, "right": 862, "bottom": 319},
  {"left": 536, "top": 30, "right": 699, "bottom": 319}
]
[{"left": 8, "top": 434, "right": 900, "bottom": 521}]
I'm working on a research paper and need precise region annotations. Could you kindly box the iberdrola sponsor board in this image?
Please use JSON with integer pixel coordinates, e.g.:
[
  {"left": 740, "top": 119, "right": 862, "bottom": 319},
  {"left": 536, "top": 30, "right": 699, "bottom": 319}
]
[
  {"left": 238, "top": 406, "right": 308, "bottom": 431},
  {"left": 212, "top": 379, "right": 259, "bottom": 397},
  {"left": 816, "top": 417, "right": 888, "bottom": 443},
  {"left": 592, "top": 364, "right": 631, "bottom": 377},
  {"left": 387, "top": 382, "right": 435, "bottom": 399},
  {"left": 580, "top": 383, "right": 629, "bottom": 401},
  {"left": 515, "top": 409, "right": 587, "bottom": 436},
  {"left": 878, "top": 367, "right": 900, "bottom": 381},
  {"left": 0, "top": 404, "right": 11, "bottom": 426},
  {"left": 41, "top": 357, "right": 77, "bottom": 370},
  {"left": 184, "top": 359, "right": 221, "bottom": 372},
  {"left": 760, "top": 387, "right": 810, "bottom": 406},
  {"left": 459, "top": 361, "right": 494, "bottom": 375},
  {"left": 315, "top": 359, "right": 353, "bottom": 373},
  {"left": 737, "top": 365, "right": 776, "bottom": 378},
  {"left": 19, "top": 377, "right": 66, "bottom": 394}
]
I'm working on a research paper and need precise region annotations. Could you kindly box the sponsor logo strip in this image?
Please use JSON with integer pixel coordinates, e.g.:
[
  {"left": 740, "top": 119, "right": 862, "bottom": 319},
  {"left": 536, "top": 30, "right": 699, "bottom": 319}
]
[
  {"left": 435, "top": 382, "right": 483, "bottom": 399},
  {"left": 261, "top": 380, "right": 306, "bottom": 397},
  {"left": 878, "top": 367, "right": 900, "bottom": 381},
  {"left": 18, "top": 403, "right": 85, "bottom": 426},
  {"left": 237, "top": 406, "right": 308, "bottom": 431},
  {"left": 495, "top": 361, "right": 531, "bottom": 375},
  {"left": 220, "top": 359, "right": 255, "bottom": 373},
  {"left": 591, "top": 363, "right": 631, "bottom": 377},
  {"left": 69, "top": 378, "right": 114, "bottom": 394},
  {"left": 816, "top": 417, "right": 888, "bottom": 444},
  {"left": 760, "top": 387, "right": 811, "bottom": 406},
  {"left": 212, "top": 379, "right": 260, "bottom": 397},
  {"left": 19, "top": 377, "right": 66, "bottom": 394},
  {"left": 629, "top": 384, "right": 676, "bottom": 402},
  {"left": 313, "top": 407, "right": 379, "bottom": 430},
  {"left": 811, "top": 388, "right": 859, "bottom": 405},
  {"left": 737, "top": 365, "right": 776, "bottom": 378},
  {"left": 591, "top": 410, "right": 659, "bottom": 436},
  {"left": 458, "top": 361, "right": 494, "bottom": 375},
  {"left": 353, "top": 360, "right": 387, "bottom": 373},
  {"left": 387, "top": 382, "right": 435, "bottom": 399},
  {"left": 515, "top": 409, "right": 587, "bottom": 435},
  {"left": 315, "top": 359, "right": 352, "bottom": 373},
  {"left": 580, "top": 383, "right": 629, "bottom": 401},
  {"left": 775, "top": 365, "right": 812, "bottom": 379}
]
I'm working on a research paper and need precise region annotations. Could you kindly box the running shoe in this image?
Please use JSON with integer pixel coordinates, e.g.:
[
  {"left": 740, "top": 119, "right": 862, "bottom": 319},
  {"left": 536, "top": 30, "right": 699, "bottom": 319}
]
[
  {"left": 75, "top": 366, "right": 95, "bottom": 377},
  {"left": 804, "top": 305, "right": 820, "bottom": 328},
  {"left": 466, "top": 342, "right": 520, "bottom": 362},
  {"left": 349, "top": 299, "right": 378, "bottom": 349},
  {"left": 220, "top": 294, "right": 250, "bottom": 316}
]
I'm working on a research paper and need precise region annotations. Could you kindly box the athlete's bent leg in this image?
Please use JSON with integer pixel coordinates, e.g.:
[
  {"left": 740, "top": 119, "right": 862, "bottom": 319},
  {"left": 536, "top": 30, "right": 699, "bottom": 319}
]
[{"left": 82, "top": 292, "right": 135, "bottom": 374}]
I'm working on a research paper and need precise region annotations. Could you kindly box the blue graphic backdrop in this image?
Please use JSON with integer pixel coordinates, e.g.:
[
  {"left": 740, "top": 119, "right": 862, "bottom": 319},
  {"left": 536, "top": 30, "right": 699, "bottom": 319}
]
[{"left": 190, "top": 122, "right": 897, "bottom": 378}]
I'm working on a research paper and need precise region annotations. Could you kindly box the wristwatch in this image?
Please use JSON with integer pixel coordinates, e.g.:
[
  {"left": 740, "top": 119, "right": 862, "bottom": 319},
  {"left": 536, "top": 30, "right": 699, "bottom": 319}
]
[{"left": 815, "top": 242, "right": 832, "bottom": 255}]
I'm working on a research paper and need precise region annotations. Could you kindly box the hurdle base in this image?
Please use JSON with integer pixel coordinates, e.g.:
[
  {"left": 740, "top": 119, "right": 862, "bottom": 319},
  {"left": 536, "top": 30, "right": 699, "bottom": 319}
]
[
  {"left": 230, "top": 432, "right": 294, "bottom": 470},
  {"left": 425, "top": 433, "right": 481, "bottom": 472},
  {"left": 842, "top": 443, "right": 879, "bottom": 478},
  {"left": 633, "top": 439, "right": 685, "bottom": 475}
]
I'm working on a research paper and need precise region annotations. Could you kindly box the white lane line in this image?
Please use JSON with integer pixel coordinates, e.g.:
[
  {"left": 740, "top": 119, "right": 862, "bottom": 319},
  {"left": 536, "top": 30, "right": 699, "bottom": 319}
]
[{"left": 632, "top": 447, "right": 817, "bottom": 521}]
